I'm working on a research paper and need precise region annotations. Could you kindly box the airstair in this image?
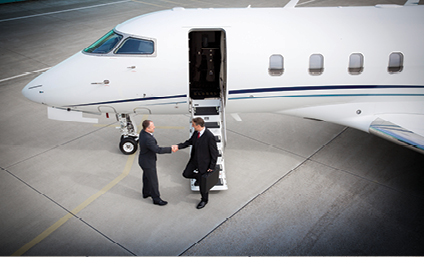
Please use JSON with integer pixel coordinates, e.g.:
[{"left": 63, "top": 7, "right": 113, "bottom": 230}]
[{"left": 189, "top": 98, "right": 228, "bottom": 191}]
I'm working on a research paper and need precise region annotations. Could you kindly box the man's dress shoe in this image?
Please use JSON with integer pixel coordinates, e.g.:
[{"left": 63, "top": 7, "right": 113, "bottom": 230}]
[
  {"left": 196, "top": 201, "right": 207, "bottom": 209},
  {"left": 153, "top": 199, "right": 168, "bottom": 206},
  {"left": 143, "top": 194, "right": 151, "bottom": 199}
]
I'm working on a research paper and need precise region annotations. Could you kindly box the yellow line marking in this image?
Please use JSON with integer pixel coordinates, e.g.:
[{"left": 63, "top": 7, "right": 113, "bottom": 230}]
[
  {"left": 12, "top": 117, "right": 147, "bottom": 256},
  {"left": 93, "top": 124, "right": 119, "bottom": 128},
  {"left": 156, "top": 126, "right": 185, "bottom": 130}
]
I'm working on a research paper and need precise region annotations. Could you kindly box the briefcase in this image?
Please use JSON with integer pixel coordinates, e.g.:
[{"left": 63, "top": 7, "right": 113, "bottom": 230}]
[{"left": 201, "top": 166, "right": 219, "bottom": 192}]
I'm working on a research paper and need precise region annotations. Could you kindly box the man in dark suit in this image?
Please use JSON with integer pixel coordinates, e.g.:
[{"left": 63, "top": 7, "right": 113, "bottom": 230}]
[
  {"left": 138, "top": 120, "right": 174, "bottom": 206},
  {"left": 176, "top": 117, "right": 218, "bottom": 209}
]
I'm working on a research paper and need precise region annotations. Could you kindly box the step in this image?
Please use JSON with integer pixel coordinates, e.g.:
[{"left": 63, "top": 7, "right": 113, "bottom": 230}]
[
  {"left": 197, "top": 115, "right": 221, "bottom": 124},
  {"left": 194, "top": 106, "right": 219, "bottom": 116},
  {"left": 192, "top": 99, "right": 221, "bottom": 107},
  {"left": 191, "top": 178, "right": 228, "bottom": 191},
  {"left": 205, "top": 122, "right": 220, "bottom": 129}
]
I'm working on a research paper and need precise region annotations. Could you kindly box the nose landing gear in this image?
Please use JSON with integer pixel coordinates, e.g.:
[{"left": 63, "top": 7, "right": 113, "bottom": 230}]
[
  {"left": 117, "top": 113, "right": 139, "bottom": 155},
  {"left": 119, "top": 136, "right": 138, "bottom": 155}
]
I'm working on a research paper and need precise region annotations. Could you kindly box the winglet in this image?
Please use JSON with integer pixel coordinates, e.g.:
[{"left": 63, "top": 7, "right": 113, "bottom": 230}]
[
  {"left": 404, "top": 0, "right": 420, "bottom": 5},
  {"left": 284, "top": 0, "right": 299, "bottom": 8},
  {"left": 369, "top": 118, "right": 424, "bottom": 154}
]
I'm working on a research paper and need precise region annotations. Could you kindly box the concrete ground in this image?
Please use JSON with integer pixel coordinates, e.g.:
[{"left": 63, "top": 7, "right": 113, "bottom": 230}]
[{"left": 1, "top": 0, "right": 423, "bottom": 269}]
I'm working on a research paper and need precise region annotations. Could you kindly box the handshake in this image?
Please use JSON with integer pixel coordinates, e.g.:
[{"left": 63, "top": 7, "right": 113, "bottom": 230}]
[{"left": 171, "top": 145, "right": 179, "bottom": 153}]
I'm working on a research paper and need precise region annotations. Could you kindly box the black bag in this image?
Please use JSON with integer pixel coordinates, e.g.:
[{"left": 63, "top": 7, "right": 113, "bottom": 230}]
[{"left": 201, "top": 166, "right": 219, "bottom": 192}]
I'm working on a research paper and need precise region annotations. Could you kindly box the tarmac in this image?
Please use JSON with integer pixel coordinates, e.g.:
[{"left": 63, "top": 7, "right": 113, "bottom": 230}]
[{"left": 1, "top": 0, "right": 423, "bottom": 265}]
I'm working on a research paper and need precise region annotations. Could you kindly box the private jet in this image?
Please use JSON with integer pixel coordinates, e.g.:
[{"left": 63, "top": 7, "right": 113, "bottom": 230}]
[{"left": 22, "top": 0, "right": 424, "bottom": 189}]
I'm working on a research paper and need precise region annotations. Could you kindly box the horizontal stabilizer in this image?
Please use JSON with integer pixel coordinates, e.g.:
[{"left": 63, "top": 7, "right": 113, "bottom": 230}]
[
  {"left": 48, "top": 107, "right": 98, "bottom": 123},
  {"left": 369, "top": 118, "right": 424, "bottom": 154}
]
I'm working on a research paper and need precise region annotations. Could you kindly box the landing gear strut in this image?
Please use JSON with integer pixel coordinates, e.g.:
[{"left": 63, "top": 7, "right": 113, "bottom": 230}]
[{"left": 117, "top": 113, "right": 138, "bottom": 155}]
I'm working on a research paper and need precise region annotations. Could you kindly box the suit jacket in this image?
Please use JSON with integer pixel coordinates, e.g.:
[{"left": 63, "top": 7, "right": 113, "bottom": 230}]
[
  {"left": 138, "top": 130, "right": 172, "bottom": 169},
  {"left": 178, "top": 128, "right": 218, "bottom": 174}
]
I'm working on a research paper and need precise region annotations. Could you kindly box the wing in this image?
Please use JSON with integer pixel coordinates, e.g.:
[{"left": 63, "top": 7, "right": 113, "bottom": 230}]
[{"left": 369, "top": 115, "right": 424, "bottom": 154}]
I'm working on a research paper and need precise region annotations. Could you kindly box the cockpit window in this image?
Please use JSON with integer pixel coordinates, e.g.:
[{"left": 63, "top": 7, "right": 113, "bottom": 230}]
[
  {"left": 84, "top": 30, "right": 123, "bottom": 54},
  {"left": 115, "top": 38, "right": 154, "bottom": 55}
]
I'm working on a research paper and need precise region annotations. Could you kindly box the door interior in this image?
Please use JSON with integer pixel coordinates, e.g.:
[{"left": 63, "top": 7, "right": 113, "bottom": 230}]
[{"left": 189, "top": 30, "right": 226, "bottom": 101}]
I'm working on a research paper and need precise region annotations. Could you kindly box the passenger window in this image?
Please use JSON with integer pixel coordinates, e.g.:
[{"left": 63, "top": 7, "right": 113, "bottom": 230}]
[
  {"left": 84, "top": 30, "right": 123, "bottom": 54},
  {"left": 269, "top": 54, "right": 284, "bottom": 76},
  {"left": 309, "top": 54, "right": 324, "bottom": 75},
  {"left": 388, "top": 52, "right": 403, "bottom": 73},
  {"left": 115, "top": 38, "right": 154, "bottom": 55},
  {"left": 349, "top": 53, "right": 364, "bottom": 75}
]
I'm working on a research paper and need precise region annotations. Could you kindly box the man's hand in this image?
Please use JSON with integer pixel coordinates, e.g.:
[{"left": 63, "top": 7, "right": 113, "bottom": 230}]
[{"left": 172, "top": 145, "right": 179, "bottom": 152}]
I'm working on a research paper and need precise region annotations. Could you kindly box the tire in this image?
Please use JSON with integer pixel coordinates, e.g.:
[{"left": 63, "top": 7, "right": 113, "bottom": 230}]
[{"left": 119, "top": 137, "right": 138, "bottom": 155}]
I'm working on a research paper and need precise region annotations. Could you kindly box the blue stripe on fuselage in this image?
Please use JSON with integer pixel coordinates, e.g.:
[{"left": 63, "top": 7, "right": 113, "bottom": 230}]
[
  {"left": 67, "top": 94, "right": 186, "bottom": 107},
  {"left": 229, "top": 85, "right": 424, "bottom": 95},
  {"left": 67, "top": 85, "right": 424, "bottom": 107}
]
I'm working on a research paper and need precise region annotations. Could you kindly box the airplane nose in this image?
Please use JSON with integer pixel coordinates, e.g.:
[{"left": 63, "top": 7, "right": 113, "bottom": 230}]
[{"left": 22, "top": 84, "right": 45, "bottom": 104}]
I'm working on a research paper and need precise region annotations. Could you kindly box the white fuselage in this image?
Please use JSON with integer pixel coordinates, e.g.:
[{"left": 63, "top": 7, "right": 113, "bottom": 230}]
[{"left": 23, "top": 5, "right": 424, "bottom": 134}]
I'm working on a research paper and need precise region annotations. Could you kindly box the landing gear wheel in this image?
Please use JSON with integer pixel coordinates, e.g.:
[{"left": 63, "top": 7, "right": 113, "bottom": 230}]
[{"left": 119, "top": 137, "right": 138, "bottom": 155}]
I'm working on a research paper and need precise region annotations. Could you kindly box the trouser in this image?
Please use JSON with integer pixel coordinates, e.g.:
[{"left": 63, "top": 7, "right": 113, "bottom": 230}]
[
  {"left": 142, "top": 167, "right": 160, "bottom": 201},
  {"left": 182, "top": 161, "right": 209, "bottom": 202}
]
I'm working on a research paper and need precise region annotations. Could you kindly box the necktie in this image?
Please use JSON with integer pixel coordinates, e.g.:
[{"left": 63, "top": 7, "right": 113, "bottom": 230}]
[{"left": 197, "top": 132, "right": 200, "bottom": 139}]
